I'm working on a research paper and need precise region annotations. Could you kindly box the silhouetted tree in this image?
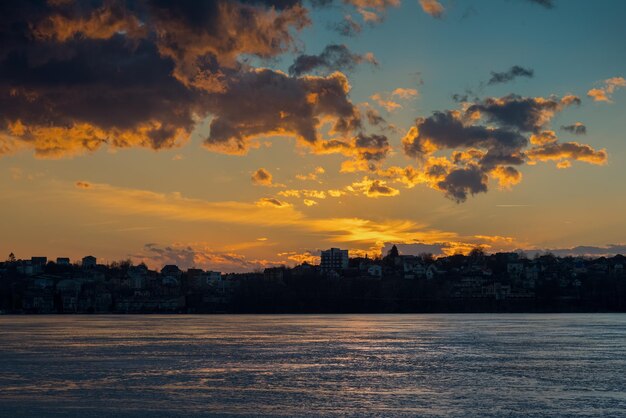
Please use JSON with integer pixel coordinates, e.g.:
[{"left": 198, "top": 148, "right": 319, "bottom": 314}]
[
  {"left": 7, "top": 253, "right": 15, "bottom": 263},
  {"left": 388, "top": 245, "right": 399, "bottom": 258}
]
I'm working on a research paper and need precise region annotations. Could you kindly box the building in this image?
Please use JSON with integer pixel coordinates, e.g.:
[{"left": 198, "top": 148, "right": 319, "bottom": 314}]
[
  {"left": 161, "top": 265, "right": 182, "bottom": 278},
  {"left": 82, "top": 255, "right": 97, "bottom": 268},
  {"left": 31, "top": 256, "right": 47, "bottom": 265},
  {"left": 56, "top": 257, "right": 70, "bottom": 265},
  {"left": 320, "top": 248, "right": 349, "bottom": 273}
]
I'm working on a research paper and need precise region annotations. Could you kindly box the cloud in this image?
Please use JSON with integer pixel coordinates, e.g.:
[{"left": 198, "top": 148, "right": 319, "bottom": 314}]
[
  {"left": 526, "top": 244, "right": 626, "bottom": 257},
  {"left": 289, "top": 44, "right": 377, "bottom": 76},
  {"left": 255, "top": 197, "right": 292, "bottom": 208},
  {"left": 371, "top": 87, "right": 418, "bottom": 112},
  {"left": 523, "top": 0, "right": 555, "bottom": 9},
  {"left": 397, "top": 93, "right": 606, "bottom": 201},
  {"left": 277, "top": 250, "right": 321, "bottom": 265},
  {"left": 251, "top": 168, "right": 282, "bottom": 187},
  {"left": 348, "top": 177, "right": 400, "bottom": 197},
  {"left": 303, "top": 199, "right": 318, "bottom": 206},
  {"left": 365, "top": 107, "right": 387, "bottom": 126},
  {"left": 487, "top": 66, "right": 534, "bottom": 85},
  {"left": 279, "top": 189, "right": 328, "bottom": 199},
  {"left": 370, "top": 93, "right": 402, "bottom": 112},
  {"left": 343, "top": 0, "right": 401, "bottom": 23},
  {"left": 560, "top": 122, "right": 587, "bottom": 135},
  {"left": 135, "top": 243, "right": 283, "bottom": 273},
  {"left": 65, "top": 180, "right": 525, "bottom": 260},
  {"left": 75, "top": 181, "right": 92, "bottom": 189},
  {"left": 402, "top": 110, "right": 527, "bottom": 161},
  {"left": 418, "top": 0, "right": 445, "bottom": 18},
  {"left": 436, "top": 166, "right": 488, "bottom": 202},
  {"left": 587, "top": 77, "right": 626, "bottom": 103},
  {"left": 466, "top": 94, "right": 580, "bottom": 132},
  {"left": 391, "top": 88, "right": 419, "bottom": 99},
  {"left": 316, "top": 133, "right": 391, "bottom": 172},
  {"left": 203, "top": 69, "right": 361, "bottom": 154},
  {"left": 71, "top": 181, "right": 303, "bottom": 226},
  {"left": 530, "top": 130, "right": 557, "bottom": 145},
  {"left": 296, "top": 166, "right": 326, "bottom": 181},
  {"left": 330, "top": 15, "right": 362, "bottom": 37},
  {"left": 490, "top": 165, "right": 522, "bottom": 188},
  {"left": 0, "top": 0, "right": 380, "bottom": 161},
  {"left": 280, "top": 175, "right": 402, "bottom": 201},
  {"left": 526, "top": 142, "right": 607, "bottom": 167},
  {"left": 69, "top": 180, "right": 509, "bottom": 251},
  {"left": 0, "top": 0, "right": 318, "bottom": 158}
]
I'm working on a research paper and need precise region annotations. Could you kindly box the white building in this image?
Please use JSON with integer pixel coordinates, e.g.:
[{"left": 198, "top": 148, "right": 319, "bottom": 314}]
[{"left": 320, "top": 248, "right": 349, "bottom": 272}]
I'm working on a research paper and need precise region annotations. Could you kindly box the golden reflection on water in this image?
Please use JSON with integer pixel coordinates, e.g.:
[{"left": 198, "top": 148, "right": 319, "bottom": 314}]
[{"left": 1, "top": 314, "right": 626, "bottom": 417}]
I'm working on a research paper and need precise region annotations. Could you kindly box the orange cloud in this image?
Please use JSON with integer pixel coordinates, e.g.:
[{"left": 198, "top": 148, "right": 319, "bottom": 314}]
[
  {"left": 68, "top": 180, "right": 522, "bottom": 253},
  {"left": 296, "top": 166, "right": 325, "bottom": 181},
  {"left": 344, "top": 0, "right": 401, "bottom": 22},
  {"left": 391, "top": 87, "right": 419, "bottom": 99},
  {"left": 347, "top": 177, "right": 400, "bottom": 198},
  {"left": 251, "top": 168, "right": 284, "bottom": 187},
  {"left": 526, "top": 142, "right": 608, "bottom": 166},
  {"left": 419, "top": 0, "right": 445, "bottom": 18},
  {"left": 370, "top": 93, "right": 401, "bottom": 112},
  {"left": 587, "top": 77, "right": 626, "bottom": 103},
  {"left": 490, "top": 166, "right": 522, "bottom": 189}
]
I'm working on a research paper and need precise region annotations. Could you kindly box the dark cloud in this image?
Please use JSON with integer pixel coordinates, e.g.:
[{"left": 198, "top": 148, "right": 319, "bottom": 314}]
[
  {"left": 488, "top": 66, "right": 534, "bottom": 85},
  {"left": 437, "top": 166, "right": 488, "bottom": 202},
  {"left": 329, "top": 15, "right": 362, "bottom": 37},
  {"left": 403, "top": 111, "right": 527, "bottom": 160},
  {"left": 366, "top": 180, "right": 399, "bottom": 197},
  {"left": 561, "top": 123, "right": 587, "bottom": 135},
  {"left": 256, "top": 197, "right": 291, "bottom": 207},
  {"left": 137, "top": 243, "right": 279, "bottom": 272},
  {"left": 466, "top": 94, "right": 580, "bottom": 132},
  {"left": 365, "top": 108, "right": 386, "bottom": 126},
  {"left": 0, "top": 0, "right": 332, "bottom": 158},
  {"left": 523, "top": 0, "right": 555, "bottom": 9},
  {"left": 398, "top": 92, "right": 603, "bottom": 202},
  {"left": 251, "top": 168, "right": 274, "bottom": 186},
  {"left": 354, "top": 133, "right": 390, "bottom": 163},
  {"left": 526, "top": 244, "right": 626, "bottom": 258},
  {"left": 204, "top": 69, "right": 361, "bottom": 154},
  {"left": 289, "top": 44, "right": 377, "bottom": 76}
]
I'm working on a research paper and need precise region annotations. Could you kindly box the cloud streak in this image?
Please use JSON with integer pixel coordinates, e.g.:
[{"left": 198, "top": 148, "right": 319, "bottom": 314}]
[
  {"left": 488, "top": 66, "right": 534, "bottom": 85},
  {"left": 289, "top": 44, "right": 377, "bottom": 76}
]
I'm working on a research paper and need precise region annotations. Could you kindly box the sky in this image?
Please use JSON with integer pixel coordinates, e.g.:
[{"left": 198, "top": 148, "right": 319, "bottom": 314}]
[{"left": 1, "top": 0, "right": 625, "bottom": 272}]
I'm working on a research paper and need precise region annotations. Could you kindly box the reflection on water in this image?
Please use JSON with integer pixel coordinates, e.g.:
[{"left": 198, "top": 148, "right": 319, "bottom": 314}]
[{"left": 1, "top": 314, "right": 625, "bottom": 417}]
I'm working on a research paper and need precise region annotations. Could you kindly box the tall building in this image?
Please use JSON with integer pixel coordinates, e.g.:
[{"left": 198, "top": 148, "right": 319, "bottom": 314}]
[{"left": 320, "top": 248, "right": 349, "bottom": 273}]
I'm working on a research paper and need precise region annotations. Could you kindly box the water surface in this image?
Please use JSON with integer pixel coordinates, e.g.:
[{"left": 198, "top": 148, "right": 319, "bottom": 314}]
[{"left": 1, "top": 314, "right": 625, "bottom": 417}]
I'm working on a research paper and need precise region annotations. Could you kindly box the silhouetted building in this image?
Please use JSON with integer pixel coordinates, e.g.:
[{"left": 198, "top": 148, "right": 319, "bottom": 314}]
[
  {"left": 161, "top": 265, "right": 182, "bottom": 278},
  {"left": 56, "top": 257, "right": 70, "bottom": 265},
  {"left": 31, "top": 257, "right": 47, "bottom": 265},
  {"left": 321, "top": 248, "right": 348, "bottom": 273},
  {"left": 82, "top": 255, "right": 97, "bottom": 268}
]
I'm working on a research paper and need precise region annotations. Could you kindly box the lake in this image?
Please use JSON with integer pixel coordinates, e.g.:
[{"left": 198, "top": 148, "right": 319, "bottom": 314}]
[{"left": 1, "top": 314, "right": 625, "bottom": 417}]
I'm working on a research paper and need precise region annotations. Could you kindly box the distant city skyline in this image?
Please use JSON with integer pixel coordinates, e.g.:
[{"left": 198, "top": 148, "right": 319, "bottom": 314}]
[{"left": 1, "top": 0, "right": 625, "bottom": 273}]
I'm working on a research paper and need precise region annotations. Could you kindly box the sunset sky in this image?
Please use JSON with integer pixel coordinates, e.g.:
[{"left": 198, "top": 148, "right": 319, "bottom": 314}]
[{"left": 1, "top": 0, "right": 625, "bottom": 271}]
